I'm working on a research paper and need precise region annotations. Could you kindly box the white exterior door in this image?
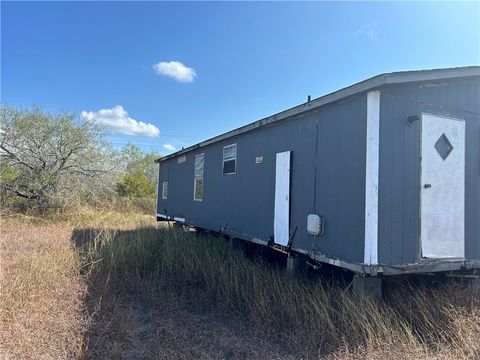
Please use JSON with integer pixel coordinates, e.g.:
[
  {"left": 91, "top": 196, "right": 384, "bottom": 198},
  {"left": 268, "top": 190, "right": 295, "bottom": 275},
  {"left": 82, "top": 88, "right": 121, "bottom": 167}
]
[
  {"left": 421, "top": 113, "right": 465, "bottom": 258},
  {"left": 274, "top": 151, "right": 291, "bottom": 246}
]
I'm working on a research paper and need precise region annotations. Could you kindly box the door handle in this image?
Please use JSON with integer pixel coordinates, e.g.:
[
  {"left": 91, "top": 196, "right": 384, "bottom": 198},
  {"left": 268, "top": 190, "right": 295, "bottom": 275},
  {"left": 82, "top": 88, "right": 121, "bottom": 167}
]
[{"left": 423, "top": 184, "right": 432, "bottom": 189}]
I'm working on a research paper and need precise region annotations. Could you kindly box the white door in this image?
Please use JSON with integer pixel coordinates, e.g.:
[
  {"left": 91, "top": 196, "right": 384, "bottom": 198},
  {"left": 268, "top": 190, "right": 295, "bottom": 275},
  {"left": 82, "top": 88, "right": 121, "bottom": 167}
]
[
  {"left": 274, "top": 151, "right": 291, "bottom": 246},
  {"left": 421, "top": 114, "right": 465, "bottom": 258}
]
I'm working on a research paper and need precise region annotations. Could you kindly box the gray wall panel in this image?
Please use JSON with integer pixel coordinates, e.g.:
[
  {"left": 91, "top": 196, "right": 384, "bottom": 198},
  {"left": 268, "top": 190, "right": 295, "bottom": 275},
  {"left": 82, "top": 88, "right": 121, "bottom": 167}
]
[
  {"left": 312, "top": 95, "right": 367, "bottom": 263},
  {"left": 378, "top": 77, "right": 480, "bottom": 265},
  {"left": 158, "top": 75, "right": 479, "bottom": 268},
  {"left": 157, "top": 94, "right": 367, "bottom": 263}
]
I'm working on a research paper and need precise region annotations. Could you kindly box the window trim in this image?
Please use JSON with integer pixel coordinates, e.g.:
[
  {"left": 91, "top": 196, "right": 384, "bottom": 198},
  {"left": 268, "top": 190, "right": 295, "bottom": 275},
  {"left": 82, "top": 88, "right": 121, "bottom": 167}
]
[
  {"left": 222, "top": 143, "right": 237, "bottom": 175},
  {"left": 193, "top": 177, "right": 203, "bottom": 202},
  {"left": 162, "top": 181, "right": 168, "bottom": 200},
  {"left": 193, "top": 153, "right": 204, "bottom": 201}
]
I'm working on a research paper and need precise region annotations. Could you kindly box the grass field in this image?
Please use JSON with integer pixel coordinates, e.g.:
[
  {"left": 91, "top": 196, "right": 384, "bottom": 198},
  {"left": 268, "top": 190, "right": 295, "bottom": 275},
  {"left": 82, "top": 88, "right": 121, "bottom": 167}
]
[{"left": 1, "top": 210, "right": 479, "bottom": 359}]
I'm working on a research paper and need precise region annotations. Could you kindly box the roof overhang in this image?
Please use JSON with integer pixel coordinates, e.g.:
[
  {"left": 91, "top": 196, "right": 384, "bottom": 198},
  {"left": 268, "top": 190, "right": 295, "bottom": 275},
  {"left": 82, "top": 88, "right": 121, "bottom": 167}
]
[{"left": 156, "top": 66, "right": 480, "bottom": 163}]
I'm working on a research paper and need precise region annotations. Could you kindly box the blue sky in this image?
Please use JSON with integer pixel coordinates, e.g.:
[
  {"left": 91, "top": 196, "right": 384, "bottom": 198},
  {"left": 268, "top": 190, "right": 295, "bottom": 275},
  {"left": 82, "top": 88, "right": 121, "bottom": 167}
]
[{"left": 2, "top": 1, "right": 479, "bottom": 154}]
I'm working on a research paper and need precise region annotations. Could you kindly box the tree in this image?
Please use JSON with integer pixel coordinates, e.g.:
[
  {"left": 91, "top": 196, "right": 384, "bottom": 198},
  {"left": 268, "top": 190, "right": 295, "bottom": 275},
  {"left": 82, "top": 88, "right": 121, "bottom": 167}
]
[
  {"left": 116, "top": 171, "right": 155, "bottom": 198},
  {"left": 0, "top": 106, "right": 117, "bottom": 210},
  {"left": 116, "top": 144, "right": 160, "bottom": 198},
  {"left": 117, "top": 144, "right": 160, "bottom": 198},
  {"left": 120, "top": 144, "right": 160, "bottom": 184}
]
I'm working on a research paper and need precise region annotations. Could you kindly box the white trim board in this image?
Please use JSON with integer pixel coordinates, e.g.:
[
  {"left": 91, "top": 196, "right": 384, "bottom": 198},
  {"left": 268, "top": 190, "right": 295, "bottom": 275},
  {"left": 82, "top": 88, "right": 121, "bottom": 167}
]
[
  {"left": 364, "top": 91, "right": 380, "bottom": 265},
  {"left": 157, "top": 213, "right": 186, "bottom": 223},
  {"left": 274, "top": 151, "right": 291, "bottom": 247}
]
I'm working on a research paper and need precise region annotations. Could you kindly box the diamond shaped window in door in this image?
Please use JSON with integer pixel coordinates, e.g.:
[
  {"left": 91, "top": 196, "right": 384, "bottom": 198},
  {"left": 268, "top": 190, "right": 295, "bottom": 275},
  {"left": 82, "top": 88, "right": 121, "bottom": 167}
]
[{"left": 434, "top": 133, "right": 454, "bottom": 160}]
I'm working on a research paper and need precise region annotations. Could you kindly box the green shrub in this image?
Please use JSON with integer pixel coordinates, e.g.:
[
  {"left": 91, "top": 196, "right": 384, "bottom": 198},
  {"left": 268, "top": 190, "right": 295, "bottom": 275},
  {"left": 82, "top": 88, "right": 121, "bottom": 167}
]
[{"left": 116, "top": 171, "right": 155, "bottom": 198}]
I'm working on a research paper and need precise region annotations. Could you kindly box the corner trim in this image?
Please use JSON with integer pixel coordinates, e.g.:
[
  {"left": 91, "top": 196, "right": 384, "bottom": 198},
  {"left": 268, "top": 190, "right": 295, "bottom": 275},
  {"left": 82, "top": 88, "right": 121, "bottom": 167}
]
[{"left": 364, "top": 90, "right": 380, "bottom": 265}]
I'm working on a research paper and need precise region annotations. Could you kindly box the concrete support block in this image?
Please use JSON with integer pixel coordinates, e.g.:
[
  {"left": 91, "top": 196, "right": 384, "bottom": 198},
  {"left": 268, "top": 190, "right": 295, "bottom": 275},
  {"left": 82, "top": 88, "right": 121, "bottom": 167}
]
[
  {"left": 229, "top": 238, "right": 245, "bottom": 253},
  {"left": 352, "top": 275, "right": 382, "bottom": 300},
  {"left": 195, "top": 227, "right": 206, "bottom": 237},
  {"left": 172, "top": 222, "right": 184, "bottom": 230},
  {"left": 286, "top": 253, "right": 304, "bottom": 277}
]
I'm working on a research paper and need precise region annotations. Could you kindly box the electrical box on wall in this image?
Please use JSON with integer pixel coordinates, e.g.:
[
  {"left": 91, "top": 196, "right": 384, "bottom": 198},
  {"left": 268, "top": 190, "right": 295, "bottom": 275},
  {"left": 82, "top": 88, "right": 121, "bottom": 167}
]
[{"left": 307, "top": 214, "right": 325, "bottom": 236}]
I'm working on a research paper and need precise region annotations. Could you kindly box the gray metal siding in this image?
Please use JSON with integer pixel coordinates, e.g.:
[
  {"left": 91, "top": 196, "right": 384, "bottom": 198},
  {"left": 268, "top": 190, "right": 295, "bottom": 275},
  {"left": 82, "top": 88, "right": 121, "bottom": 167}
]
[
  {"left": 158, "top": 112, "right": 319, "bottom": 243},
  {"left": 311, "top": 95, "right": 367, "bottom": 263},
  {"left": 157, "top": 94, "right": 367, "bottom": 264},
  {"left": 158, "top": 75, "right": 480, "bottom": 268},
  {"left": 378, "top": 77, "right": 480, "bottom": 265}
]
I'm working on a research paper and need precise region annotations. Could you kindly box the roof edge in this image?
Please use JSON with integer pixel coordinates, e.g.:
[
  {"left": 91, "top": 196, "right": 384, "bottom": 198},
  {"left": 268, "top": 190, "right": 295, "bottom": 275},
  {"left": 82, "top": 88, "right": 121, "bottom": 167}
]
[{"left": 156, "top": 66, "right": 480, "bottom": 163}]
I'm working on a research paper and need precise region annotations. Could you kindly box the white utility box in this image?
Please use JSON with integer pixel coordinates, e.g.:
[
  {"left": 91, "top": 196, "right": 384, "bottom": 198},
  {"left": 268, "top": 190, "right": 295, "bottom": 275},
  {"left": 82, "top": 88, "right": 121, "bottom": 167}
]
[{"left": 307, "top": 214, "right": 324, "bottom": 236}]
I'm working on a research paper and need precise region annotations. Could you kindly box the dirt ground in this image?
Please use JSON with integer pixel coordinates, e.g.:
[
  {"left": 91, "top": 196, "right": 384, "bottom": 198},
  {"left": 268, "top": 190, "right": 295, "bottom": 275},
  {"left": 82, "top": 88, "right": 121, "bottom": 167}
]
[
  {"left": 84, "top": 286, "right": 295, "bottom": 360},
  {"left": 0, "top": 220, "right": 296, "bottom": 360}
]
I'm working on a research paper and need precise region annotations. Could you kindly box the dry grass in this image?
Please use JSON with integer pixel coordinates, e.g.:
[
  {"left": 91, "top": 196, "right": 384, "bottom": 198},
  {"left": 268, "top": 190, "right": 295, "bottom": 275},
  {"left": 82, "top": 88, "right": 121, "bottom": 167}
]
[
  {"left": 1, "top": 211, "right": 479, "bottom": 359},
  {"left": 78, "top": 225, "right": 480, "bottom": 359},
  {"left": 1, "top": 202, "right": 154, "bottom": 228},
  {"left": 0, "top": 209, "right": 155, "bottom": 360},
  {"left": 0, "top": 223, "right": 85, "bottom": 359}
]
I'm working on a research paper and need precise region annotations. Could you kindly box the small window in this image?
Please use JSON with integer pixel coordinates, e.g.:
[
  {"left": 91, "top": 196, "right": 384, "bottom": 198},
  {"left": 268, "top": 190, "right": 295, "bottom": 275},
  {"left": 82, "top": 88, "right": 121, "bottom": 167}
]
[
  {"left": 223, "top": 144, "right": 237, "bottom": 175},
  {"left": 162, "top": 181, "right": 168, "bottom": 199},
  {"left": 434, "top": 133, "right": 454, "bottom": 160},
  {"left": 194, "top": 153, "right": 204, "bottom": 201}
]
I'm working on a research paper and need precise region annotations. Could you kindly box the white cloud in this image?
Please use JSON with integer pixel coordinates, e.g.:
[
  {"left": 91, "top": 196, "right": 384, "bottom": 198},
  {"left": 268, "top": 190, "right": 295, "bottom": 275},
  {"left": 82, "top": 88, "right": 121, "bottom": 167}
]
[
  {"left": 81, "top": 105, "right": 160, "bottom": 137},
  {"left": 354, "top": 22, "right": 380, "bottom": 41},
  {"left": 153, "top": 61, "right": 197, "bottom": 83},
  {"left": 163, "top": 144, "right": 177, "bottom": 152}
]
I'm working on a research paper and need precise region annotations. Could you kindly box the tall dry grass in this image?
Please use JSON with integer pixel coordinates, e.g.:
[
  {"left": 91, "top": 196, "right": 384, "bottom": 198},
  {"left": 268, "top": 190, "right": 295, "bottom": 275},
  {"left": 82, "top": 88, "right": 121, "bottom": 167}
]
[
  {"left": 0, "top": 209, "right": 155, "bottom": 360},
  {"left": 2, "top": 209, "right": 479, "bottom": 359},
  {"left": 0, "top": 223, "right": 86, "bottom": 359},
  {"left": 77, "top": 225, "right": 480, "bottom": 359}
]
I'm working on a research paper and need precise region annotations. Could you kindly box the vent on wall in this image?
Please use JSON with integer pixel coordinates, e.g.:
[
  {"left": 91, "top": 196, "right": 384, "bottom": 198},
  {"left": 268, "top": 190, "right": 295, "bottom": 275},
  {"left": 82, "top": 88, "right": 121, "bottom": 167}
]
[{"left": 177, "top": 155, "right": 186, "bottom": 164}]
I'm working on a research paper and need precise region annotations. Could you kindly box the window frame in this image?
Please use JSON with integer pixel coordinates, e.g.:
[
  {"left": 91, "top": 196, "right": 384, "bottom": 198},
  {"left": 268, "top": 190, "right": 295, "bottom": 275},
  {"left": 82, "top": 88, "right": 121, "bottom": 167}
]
[
  {"left": 193, "top": 153, "right": 204, "bottom": 201},
  {"left": 193, "top": 177, "right": 204, "bottom": 202},
  {"left": 162, "top": 181, "right": 168, "bottom": 200},
  {"left": 222, "top": 143, "right": 237, "bottom": 175}
]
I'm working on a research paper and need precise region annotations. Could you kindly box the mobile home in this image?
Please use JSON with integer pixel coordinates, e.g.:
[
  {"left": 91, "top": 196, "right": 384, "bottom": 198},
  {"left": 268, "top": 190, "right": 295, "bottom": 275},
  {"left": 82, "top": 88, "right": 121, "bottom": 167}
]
[{"left": 156, "top": 66, "right": 480, "bottom": 286}]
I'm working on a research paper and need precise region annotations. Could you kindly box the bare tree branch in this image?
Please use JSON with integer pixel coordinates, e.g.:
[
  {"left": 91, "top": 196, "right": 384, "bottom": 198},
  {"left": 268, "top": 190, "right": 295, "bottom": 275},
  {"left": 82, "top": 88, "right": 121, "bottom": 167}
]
[{"left": 1, "top": 106, "right": 118, "bottom": 210}]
